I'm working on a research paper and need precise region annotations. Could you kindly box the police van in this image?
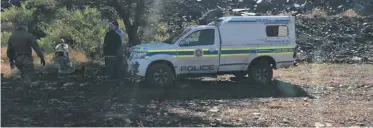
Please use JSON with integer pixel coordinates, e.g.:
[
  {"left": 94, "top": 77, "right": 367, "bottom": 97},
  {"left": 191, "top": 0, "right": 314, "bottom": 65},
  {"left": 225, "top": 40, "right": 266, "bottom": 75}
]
[{"left": 128, "top": 16, "right": 296, "bottom": 87}]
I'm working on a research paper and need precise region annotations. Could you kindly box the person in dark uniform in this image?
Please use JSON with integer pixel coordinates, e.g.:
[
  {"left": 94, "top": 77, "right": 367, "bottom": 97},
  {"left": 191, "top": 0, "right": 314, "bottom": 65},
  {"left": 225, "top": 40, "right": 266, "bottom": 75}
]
[
  {"left": 7, "top": 23, "right": 45, "bottom": 85},
  {"left": 103, "top": 21, "right": 122, "bottom": 79}
]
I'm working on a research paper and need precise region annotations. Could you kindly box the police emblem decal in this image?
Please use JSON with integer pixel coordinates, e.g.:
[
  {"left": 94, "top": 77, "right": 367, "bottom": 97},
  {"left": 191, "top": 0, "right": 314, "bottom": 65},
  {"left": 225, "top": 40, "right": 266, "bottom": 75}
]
[{"left": 194, "top": 48, "right": 203, "bottom": 57}]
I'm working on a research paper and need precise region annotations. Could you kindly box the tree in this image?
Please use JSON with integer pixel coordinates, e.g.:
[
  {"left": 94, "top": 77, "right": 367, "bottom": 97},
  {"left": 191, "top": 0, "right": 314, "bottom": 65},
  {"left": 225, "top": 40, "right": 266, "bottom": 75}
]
[
  {"left": 111, "top": 0, "right": 146, "bottom": 47},
  {"left": 84, "top": 0, "right": 149, "bottom": 47}
]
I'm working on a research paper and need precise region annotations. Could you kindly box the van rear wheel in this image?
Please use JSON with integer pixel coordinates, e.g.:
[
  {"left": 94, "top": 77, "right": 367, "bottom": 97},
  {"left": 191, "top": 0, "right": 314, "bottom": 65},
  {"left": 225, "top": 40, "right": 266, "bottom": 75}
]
[
  {"left": 146, "top": 63, "right": 175, "bottom": 87},
  {"left": 248, "top": 59, "right": 273, "bottom": 85}
]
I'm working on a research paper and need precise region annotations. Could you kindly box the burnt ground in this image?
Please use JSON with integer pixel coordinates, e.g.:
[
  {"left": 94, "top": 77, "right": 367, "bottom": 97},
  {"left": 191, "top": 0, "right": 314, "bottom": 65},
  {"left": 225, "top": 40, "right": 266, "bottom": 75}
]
[{"left": 1, "top": 63, "right": 373, "bottom": 127}]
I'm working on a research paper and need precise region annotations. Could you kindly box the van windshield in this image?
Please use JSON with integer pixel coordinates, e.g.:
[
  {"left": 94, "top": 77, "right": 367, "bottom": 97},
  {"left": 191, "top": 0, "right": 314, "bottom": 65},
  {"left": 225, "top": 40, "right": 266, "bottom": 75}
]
[{"left": 163, "top": 28, "right": 191, "bottom": 44}]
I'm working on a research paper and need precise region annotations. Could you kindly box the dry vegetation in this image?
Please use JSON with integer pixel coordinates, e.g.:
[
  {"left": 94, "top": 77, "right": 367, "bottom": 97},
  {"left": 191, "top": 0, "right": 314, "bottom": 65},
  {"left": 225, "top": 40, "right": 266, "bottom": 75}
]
[
  {"left": 275, "top": 63, "right": 373, "bottom": 86},
  {"left": 1, "top": 47, "right": 87, "bottom": 77},
  {"left": 306, "top": 8, "right": 328, "bottom": 18},
  {"left": 342, "top": 9, "right": 359, "bottom": 17}
]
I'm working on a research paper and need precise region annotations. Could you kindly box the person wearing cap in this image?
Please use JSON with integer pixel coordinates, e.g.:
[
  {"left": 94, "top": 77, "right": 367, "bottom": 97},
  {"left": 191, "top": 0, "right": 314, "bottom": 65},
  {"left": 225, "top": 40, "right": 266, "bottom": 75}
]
[
  {"left": 7, "top": 23, "right": 45, "bottom": 85},
  {"left": 103, "top": 21, "right": 123, "bottom": 78}
]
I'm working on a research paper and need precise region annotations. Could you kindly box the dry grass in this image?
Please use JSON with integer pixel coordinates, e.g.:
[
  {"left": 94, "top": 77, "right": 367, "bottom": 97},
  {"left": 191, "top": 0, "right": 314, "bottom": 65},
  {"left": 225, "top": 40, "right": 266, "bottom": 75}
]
[
  {"left": 214, "top": 98, "right": 373, "bottom": 126},
  {"left": 1, "top": 47, "right": 87, "bottom": 78},
  {"left": 274, "top": 64, "right": 373, "bottom": 86},
  {"left": 342, "top": 9, "right": 359, "bottom": 17},
  {"left": 166, "top": 64, "right": 373, "bottom": 126},
  {"left": 305, "top": 8, "right": 328, "bottom": 18}
]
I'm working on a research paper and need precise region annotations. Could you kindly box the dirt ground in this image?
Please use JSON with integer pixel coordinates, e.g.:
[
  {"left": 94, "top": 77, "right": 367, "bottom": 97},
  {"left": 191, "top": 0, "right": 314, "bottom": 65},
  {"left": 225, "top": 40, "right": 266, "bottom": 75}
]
[{"left": 1, "top": 63, "right": 373, "bottom": 127}]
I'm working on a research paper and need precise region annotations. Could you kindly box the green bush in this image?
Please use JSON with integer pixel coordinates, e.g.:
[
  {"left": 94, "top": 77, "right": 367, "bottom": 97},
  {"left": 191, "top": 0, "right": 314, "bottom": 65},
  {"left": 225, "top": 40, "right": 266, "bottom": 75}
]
[
  {"left": 1, "top": 32, "right": 12, "bottom": 46},
  {"left": 38, "top": 7, "right": 109, "bottom": 56},
  {"left": 1, "top": 0, "right": 182, "bottom": 57},
  {"left": 1, "top": 4, "right": 35, "bottom": 29},
  {"left": 154, "top": 23, "right": 170, "bottom": 42}
]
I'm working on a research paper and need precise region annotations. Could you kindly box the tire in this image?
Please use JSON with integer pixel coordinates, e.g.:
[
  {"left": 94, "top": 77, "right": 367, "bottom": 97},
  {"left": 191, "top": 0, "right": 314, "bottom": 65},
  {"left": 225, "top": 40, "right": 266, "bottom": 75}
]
[
  {"left": 248, "top": 59, "right": 273, "bottom": 85},
  {"left": 146, "top": 63, "right": 175, "bottom": 87}
]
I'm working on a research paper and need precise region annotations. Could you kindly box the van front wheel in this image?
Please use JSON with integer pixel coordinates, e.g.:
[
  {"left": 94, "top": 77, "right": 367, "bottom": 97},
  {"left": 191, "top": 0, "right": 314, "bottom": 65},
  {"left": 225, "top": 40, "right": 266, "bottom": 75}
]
[
  {"left": 146, "top": 63, "right": 175, "bottom": 87},
  {"left": 248, "top": 59, "right": 273, "bottom": 85}
]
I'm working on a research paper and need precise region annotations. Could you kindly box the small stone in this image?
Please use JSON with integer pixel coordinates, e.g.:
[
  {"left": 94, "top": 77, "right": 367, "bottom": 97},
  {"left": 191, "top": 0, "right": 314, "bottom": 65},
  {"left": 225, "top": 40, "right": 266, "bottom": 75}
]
[
  {"left": 210, "top": 122, "right": 217, "bottom": 126},
  {"left": 63, "top": 82, "right": 74, "bottom": 87},
  {"left": 356, "top": 123, "right": 365, "bottom": 126},
  {"left": 252, "top": 112, "right": 261, "bottom": 116},
  {"left": 236, "top": 118, "right": 242, "bottom": 122},
  {"left": 283, "top": 118, "right": 290, "bottom": 124},
  {"left": 325, "top": 123, "right": 333, "bottom": 127},
  {"left": 314, "top": 122, "right": 325, "bottom": 127},
  {"left": 209, "top": 107, "right": 219, "bottom": 112},
  {"left": 124, "top": 118, "right": 132, "bottom": 124},
  {"left": 326, "top": 87, "right": 334, "bottom": 90}
]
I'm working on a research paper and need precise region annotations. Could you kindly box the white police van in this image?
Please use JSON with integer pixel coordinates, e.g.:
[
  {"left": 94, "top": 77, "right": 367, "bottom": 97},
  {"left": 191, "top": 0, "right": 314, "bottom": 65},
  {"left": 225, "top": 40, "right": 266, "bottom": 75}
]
[{"left": 128, "top": 16, "right": 296, "bottom": 87}]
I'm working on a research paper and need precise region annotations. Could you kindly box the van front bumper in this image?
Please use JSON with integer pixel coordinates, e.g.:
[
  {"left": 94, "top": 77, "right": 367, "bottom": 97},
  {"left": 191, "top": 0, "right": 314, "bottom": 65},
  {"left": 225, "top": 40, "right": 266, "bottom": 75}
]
[{"left": 127, "top": 59, "right": 150, "bottom": 77}]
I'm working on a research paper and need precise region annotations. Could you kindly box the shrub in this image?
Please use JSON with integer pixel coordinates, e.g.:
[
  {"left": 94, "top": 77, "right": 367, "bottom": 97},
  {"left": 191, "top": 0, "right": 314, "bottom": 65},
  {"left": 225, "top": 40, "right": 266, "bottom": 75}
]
[
  {"left": 1, "top": 4, "right": 34, "bottom": 29},
  {"left": 38, "top": 7, "right": 109, "bottom": 57},
  {"left": 342, "top": 9, "right": 359, "bottom": 17},
  {"left": 1, "top": 32, "right": 12, "bottom": 46},
  {"left": 307, "top": 8, "right": 327, "bottom": 18},
  {"left": 153, "top": 23, "right": 170, "bottom": 42}
]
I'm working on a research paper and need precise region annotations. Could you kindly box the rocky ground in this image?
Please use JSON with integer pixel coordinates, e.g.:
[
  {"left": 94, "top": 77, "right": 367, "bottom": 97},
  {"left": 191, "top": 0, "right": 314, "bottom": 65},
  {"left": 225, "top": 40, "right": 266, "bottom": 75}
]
[
  {"left": 1, "top": 63, "right": 373, "bottom": 127},
  {"left": 296, "top": 16, "right": 373, "bottom": 63}
]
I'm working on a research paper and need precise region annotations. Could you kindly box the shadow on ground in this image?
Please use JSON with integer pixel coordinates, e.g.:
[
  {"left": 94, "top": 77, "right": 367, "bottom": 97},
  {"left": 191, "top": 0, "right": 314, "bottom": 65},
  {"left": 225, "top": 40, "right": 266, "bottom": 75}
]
[
  {"left": 1, "top": 73, "right": 313, "bottom": 127},
  {"left": 144, "top": 77, "right": 314, "bottom": 101}
]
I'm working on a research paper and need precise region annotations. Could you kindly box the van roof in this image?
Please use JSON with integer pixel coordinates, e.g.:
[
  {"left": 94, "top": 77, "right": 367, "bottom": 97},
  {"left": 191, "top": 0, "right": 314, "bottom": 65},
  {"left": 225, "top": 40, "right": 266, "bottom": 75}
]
[{"left": 219, "top": 16, "right": 292, "bottom": 23}]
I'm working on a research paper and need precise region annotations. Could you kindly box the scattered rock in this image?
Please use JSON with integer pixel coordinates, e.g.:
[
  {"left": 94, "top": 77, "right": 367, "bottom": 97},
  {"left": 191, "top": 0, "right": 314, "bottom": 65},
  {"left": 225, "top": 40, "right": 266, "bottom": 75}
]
[
  {"left": 252, "top": 112, "right": 261, "bottom": 116},
  {"left": 63, "top": 82, "right": 74, "bottom": 87},
  {"left": 356, "top": 123, "right": 366, "bottom": 126},
  {"left": 283, "top": 118, "right": 290, "bottom": 124},
  {"left": 296, "top": 16, "right": 373, "bottom": 64},
  {"left": 314, "top": 122, "right": 325, "bottom": 127},
  {"left": 325, "top": 122, "right": 333, "bottom": 127},
  {"left": 209, "top": 107, "right": 219, "bottom": 112}
]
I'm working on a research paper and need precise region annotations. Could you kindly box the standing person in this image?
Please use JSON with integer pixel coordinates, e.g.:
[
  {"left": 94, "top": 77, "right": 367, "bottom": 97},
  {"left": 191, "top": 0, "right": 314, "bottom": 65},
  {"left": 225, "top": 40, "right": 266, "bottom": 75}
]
[
  {"left": 7, "top": 23, "right": 46, "bottom": 85},
  {"left": 112, "top": 21, "right": 126, "bottom": 77},
  {"left": 103, "top": 21, "right": 122, "bottom": 79}
]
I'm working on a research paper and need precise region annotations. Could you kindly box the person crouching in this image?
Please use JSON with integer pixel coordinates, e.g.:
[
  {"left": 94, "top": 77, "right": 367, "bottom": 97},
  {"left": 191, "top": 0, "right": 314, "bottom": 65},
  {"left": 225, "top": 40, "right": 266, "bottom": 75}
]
[{"left": 54, "top": 39, "right": 73, "bottom": 74}]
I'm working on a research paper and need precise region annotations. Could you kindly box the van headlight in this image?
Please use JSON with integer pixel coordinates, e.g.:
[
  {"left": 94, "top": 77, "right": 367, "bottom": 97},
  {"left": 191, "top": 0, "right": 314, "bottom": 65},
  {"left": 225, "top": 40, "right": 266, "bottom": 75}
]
[{"left": 130, "top": 52, "right": 148, "bottom": 59}]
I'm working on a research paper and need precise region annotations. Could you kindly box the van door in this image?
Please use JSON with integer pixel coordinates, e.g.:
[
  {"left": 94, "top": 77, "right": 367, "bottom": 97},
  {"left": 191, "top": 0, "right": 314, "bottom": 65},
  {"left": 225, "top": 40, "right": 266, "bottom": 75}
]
[
  {"left": 265, "top": 25, "right": 291, "bottom": 44},
  {"left": 176, "top": 27, "right": 220, "bottom": 74}
]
